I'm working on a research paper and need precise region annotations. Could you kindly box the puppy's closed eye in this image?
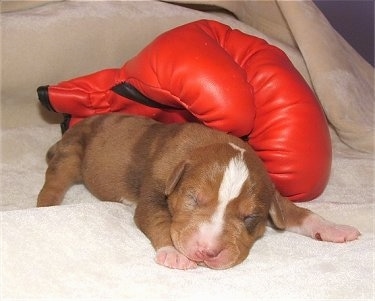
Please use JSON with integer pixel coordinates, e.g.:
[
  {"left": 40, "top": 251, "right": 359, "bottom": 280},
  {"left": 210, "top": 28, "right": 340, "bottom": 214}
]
[
  {"left": 244, "top": 214, "right": 261, "bottom": 231},
  {"left": 186, "top": 192, "right": 199, "bottom": 209},
  {"left": 186, "top": 191, "right": 210, "bottom": 207}
]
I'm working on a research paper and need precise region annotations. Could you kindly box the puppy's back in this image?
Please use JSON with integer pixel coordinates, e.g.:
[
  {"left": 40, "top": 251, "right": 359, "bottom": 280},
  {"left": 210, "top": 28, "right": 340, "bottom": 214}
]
[{"left": 62, "top": 114, "right": 242, "bottom": 203}]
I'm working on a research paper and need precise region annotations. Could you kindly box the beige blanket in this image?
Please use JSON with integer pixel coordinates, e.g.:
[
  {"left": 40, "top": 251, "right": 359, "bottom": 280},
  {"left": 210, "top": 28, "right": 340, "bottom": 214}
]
[{"left": 1, "top": 1, "right": 374, "bottom": 299}]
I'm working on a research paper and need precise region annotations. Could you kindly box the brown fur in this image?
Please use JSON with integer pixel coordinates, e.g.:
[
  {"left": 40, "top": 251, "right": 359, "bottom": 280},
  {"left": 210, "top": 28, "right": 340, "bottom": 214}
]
[{"left": 38, "top": 113, "right": 360, "bottom": 270}]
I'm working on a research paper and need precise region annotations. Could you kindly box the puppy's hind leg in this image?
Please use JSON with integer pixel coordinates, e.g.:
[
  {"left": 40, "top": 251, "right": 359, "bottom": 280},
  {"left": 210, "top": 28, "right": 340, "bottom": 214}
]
[
  {"left": 269, "top": 191, "right": 361, "bottom": 242},
  {"left": 37, "top": 141, "right": 83, "bottom": 207}
]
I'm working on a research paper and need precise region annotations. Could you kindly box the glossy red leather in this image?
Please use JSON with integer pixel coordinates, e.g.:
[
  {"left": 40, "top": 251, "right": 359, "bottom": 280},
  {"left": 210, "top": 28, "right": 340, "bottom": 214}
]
[{"left": 41, "top": 20, "right": 331, "bottom": 201}]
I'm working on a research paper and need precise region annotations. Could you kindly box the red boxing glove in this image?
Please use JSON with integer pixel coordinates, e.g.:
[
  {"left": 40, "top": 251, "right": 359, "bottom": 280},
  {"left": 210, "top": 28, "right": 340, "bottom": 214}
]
[{"left": 37, "top": 19, "right": 331, "bottom": 202}]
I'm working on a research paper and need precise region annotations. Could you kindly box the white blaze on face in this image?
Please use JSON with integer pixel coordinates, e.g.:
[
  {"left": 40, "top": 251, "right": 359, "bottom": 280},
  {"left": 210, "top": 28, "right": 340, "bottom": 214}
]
[{"left": 199, "top": 144, "right": 249, "bottom": 240}]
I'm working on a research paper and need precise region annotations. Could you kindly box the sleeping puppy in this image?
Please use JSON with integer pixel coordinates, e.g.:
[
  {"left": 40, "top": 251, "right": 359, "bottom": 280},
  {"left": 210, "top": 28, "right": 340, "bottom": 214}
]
[{"left": 37, "top": 114, "right": 360, "bottom": 270}]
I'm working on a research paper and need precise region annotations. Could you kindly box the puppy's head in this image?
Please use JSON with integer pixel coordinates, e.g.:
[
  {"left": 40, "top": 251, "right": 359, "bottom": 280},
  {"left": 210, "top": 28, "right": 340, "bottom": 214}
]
[{"left": 165, "top": 142, "right": 285, "bottom": 269}]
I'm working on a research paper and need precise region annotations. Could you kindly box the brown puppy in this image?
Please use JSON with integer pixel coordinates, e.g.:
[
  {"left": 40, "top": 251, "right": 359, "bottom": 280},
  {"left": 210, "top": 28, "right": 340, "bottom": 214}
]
[{"left": 37, "top": 114, "right": 360, "bottom": 270}]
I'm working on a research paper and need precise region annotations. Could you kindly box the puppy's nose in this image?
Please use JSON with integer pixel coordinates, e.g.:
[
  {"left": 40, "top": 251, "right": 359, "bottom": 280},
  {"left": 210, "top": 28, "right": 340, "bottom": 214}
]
[
  {"left": 196, "top": 248, "right": 220, "bottom": 259},
  {"left": 204, "top": 249, "right": 218, "bottom": 258}
]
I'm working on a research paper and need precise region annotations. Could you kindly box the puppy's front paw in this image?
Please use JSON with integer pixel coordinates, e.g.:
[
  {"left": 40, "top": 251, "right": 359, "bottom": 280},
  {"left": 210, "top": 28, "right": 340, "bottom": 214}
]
[{"left": 155, "top": 246, "right": 197, "bottom": 270}]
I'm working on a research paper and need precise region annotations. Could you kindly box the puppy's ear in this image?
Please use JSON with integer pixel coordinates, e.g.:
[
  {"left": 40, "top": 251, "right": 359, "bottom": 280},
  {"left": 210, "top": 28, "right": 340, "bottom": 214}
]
[
  {"left": 165, "top": 161, "right": 187, "bottom": 196},
  {"left": 269, "top": 190, "right": 286, "bottom": 230}
]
